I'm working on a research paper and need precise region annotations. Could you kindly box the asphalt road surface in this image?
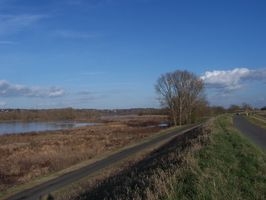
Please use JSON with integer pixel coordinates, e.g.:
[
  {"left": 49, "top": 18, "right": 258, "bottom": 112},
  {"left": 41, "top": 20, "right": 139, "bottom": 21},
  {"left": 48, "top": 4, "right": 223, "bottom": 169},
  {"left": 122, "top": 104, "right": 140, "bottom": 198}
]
[
  {"left": 6, "top": 124, "right": 201, "bottom": 200},
  {"left": 233, "top": 115, "right": 266, "bottom": 150}
]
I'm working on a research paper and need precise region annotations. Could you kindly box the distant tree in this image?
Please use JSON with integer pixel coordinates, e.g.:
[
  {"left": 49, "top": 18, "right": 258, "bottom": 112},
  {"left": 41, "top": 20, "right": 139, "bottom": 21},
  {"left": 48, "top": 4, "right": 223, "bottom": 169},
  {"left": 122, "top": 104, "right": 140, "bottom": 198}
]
[
  {"left": 242, "top": 103, "right": 253, "bottom": 110},
  {"left": 210, "top": 106, "right": 226, "bottom": 115},
  {"left": 261, "top": 106, "right": 266, "bottom": 111},
  {"left": 242, "top": 103, "right": 253, "bottom": 116},
  {"left": 228, "top": 104, "right": 241, "bottom": 113},
  {"left": 155, "top": 70, "right": 206, "bottom": 126}
]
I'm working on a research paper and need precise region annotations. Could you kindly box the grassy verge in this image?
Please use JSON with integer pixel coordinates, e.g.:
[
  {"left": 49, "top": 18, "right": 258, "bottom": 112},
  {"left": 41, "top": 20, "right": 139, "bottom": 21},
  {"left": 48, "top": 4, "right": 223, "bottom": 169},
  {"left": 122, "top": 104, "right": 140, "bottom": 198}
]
[
  {"left": 168, "top": 114, "right": 266, "bottom": 200},
  {"left": 246, "top": 114, "right": 266, "bottom": 129}
]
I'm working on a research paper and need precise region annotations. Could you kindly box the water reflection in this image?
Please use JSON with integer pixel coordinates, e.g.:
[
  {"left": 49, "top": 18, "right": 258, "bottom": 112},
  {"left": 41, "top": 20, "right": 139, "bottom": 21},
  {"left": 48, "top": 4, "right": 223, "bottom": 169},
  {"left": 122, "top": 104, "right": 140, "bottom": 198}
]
[{"left": 0, "top": 121, "right": 95, "bottom": 135}]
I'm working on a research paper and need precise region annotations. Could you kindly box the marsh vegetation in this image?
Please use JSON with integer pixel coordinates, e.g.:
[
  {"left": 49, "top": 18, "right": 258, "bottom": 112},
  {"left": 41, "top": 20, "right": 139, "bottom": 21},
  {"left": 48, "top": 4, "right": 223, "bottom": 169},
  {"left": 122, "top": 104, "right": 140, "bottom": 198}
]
[{"left": 0, "top": 114, "right": 166, "bottom": 193}]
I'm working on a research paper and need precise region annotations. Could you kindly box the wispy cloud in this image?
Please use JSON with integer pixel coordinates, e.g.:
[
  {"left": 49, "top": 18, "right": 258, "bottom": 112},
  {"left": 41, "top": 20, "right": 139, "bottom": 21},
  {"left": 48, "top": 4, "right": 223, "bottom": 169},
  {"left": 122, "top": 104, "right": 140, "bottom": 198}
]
[
  {"left": 65, "top": 0, "right": 84, "bottom": 6},
  {"left": 64, "top": 0, "right": 112, "bottom": 7},
  {"left": 201, "top": 68, "right": 266, "bottom": 93},
  {"left": 0, "top": 14, "right": 47, "bottom": 35},
  {"left": 0, "top": 101, "right": 7, "bottom": 107},
  {"left": 54, "top": 30, "right": 98, "bottom": 39},
  {"left": 0, "top": 80, "right": 65, "bottom": 98},
  {"left": 77, "top": 90, "right": 93, "bottom": 95},
  {"left": 47, "top": 87, "right": 65, "bottom": 97},
  {"left": 0, "top": 40, "right": 16, "bottom": 45},
  {"left": 64, "top": 0, "right": 153, "bottom": 7}
]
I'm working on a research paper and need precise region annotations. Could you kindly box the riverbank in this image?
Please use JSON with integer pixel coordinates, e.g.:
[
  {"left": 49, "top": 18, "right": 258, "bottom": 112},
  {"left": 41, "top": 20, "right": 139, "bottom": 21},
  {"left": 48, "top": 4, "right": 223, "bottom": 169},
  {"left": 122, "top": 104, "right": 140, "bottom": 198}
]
[{"left": 0, "top": 115, "right": 166, "bottom": 193}]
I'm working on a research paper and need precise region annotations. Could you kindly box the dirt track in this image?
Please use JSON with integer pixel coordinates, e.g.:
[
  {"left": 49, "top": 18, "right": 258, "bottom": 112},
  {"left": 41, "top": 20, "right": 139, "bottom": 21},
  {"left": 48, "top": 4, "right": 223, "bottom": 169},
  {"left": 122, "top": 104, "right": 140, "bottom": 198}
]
[
  {"left": 233, "top": 115, "right": 266, "bottom": 150},
  {"left": 6, "top": 124, "right": 201, "bottom": 200}
]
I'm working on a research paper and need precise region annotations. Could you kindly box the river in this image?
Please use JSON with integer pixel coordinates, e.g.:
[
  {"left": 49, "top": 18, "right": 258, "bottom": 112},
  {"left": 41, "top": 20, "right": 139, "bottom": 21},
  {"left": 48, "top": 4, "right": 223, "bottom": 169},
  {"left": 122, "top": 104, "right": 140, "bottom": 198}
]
[{"left": 0, "top": 121, "right": 95, "bottom": 135}]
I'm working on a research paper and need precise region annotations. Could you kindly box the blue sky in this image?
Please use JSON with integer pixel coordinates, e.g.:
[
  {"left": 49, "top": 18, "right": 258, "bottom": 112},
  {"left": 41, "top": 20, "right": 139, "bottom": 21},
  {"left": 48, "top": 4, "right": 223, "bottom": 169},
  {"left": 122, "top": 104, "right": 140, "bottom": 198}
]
[{"left": 0, "top": 0, "right": 266, "bottom": 109}]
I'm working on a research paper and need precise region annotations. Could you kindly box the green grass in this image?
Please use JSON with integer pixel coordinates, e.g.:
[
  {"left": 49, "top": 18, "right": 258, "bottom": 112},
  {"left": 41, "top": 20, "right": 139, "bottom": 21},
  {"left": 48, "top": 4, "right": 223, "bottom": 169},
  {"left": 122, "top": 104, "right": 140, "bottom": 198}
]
[
  {"left": 168, "top": 115, "right": 266, "bottom": 200},
  {"left": 246, "top": 114, "right": 266, "bottom": 129}
]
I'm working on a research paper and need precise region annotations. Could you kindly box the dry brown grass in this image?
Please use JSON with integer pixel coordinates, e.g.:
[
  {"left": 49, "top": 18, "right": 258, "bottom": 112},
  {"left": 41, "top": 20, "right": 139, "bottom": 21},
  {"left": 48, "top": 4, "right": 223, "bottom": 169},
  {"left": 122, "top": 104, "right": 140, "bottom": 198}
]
[
  {"left": 56, "top": 122, "right": 210, "bottom": 200},
  {"left": 0, "top": 115, "right": 166, "bottom": 192}
]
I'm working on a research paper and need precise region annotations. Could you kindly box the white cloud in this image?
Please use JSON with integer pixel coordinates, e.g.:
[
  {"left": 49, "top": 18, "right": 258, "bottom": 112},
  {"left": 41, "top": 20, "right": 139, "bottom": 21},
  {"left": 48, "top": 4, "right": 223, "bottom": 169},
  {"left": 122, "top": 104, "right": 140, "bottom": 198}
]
[
  {"left": 0, "top": 80, "right": 65, "bottom": 98},
  {"left": 201, "top": 68, "right": 266, "bottom": 92},
  {"left": 48, "top": 87, "right": 65, "bottom": 97},
  {"left": 0, "top": 14, "right": 47, "bottom": 35}
]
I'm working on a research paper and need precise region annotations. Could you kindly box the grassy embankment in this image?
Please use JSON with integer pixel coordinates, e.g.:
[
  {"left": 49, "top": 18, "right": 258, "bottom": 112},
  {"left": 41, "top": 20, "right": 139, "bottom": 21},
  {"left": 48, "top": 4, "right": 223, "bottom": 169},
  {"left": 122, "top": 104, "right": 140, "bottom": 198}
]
[
  {"left": 61, "top": 115, "right": 266, "bottom": 200},
  {"left": 246, "top": 111, "right": 266, "bottom": 129},
  {"left": 168, "top": 114, "right": 266, "bottom": 199}
]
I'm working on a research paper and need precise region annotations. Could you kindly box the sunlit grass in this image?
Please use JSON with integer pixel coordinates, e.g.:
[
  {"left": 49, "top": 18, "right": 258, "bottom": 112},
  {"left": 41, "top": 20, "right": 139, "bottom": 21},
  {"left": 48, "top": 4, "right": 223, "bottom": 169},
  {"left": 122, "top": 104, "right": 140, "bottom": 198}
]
[
  {"left": 247, "top": 114, "right": 266, "bottom": 129},
  {"left": 168, "top": 115, "right": 266, "bottom": 200}
]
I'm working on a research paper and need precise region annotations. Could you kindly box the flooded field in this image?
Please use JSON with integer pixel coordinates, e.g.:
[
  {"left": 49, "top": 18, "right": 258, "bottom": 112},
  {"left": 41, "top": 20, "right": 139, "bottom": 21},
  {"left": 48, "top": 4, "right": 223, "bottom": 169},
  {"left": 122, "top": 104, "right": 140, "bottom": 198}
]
[{"left": 0, "top": 121, "right": 95, "bottom": 135}]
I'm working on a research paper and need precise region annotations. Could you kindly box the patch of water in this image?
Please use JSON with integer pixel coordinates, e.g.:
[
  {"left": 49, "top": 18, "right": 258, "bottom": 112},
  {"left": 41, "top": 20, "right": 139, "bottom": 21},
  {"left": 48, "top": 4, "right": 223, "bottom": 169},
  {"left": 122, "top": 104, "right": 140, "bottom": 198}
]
[{"left": 0, "top": 121, "right": 96, "bottom": 135}]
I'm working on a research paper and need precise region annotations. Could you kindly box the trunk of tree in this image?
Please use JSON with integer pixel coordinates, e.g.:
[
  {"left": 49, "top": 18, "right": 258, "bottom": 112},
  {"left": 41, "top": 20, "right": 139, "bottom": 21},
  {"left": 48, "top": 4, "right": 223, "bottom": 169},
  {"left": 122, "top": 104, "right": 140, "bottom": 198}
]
[
  {"left": 170, "top": 106, "right": 177, "bottom": 126},
  {"left": 179, "top": 99, "right": 182, "bottom": 126}
]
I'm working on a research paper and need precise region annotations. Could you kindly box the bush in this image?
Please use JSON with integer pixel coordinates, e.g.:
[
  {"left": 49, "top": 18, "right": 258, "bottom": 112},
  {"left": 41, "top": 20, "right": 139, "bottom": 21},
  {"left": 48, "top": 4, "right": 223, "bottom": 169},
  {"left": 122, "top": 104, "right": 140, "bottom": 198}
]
[{"left": 261, "top": 106, "right": 266, "bottom": 111}]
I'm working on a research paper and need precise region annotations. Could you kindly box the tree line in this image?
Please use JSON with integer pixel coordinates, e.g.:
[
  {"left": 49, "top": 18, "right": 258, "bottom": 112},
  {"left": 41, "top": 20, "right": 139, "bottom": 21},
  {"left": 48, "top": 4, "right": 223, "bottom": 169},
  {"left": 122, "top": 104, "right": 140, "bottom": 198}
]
[
  {"left": 0, "top": 108, "right": 166, "bottom": 122},
  {"left": 0, "top": 108, "right": 99, "bottom": 121}
]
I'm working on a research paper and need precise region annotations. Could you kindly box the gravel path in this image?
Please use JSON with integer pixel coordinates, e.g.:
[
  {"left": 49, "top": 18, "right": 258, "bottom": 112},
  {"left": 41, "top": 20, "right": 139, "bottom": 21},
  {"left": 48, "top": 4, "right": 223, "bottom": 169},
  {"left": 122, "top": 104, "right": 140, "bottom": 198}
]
[{"left": 233, "top": 115, "right": 266, "bottom": 150}]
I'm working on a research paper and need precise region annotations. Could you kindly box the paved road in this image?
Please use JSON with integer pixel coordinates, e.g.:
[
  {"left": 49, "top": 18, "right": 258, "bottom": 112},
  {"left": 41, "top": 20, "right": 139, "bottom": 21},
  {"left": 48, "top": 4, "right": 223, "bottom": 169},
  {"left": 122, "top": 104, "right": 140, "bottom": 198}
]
[
  {"left": 233, "top": 115, "right": 266, "bottom": 150},
  {"left": 6, "top": 124, "right": 201, "bottom": 200}
]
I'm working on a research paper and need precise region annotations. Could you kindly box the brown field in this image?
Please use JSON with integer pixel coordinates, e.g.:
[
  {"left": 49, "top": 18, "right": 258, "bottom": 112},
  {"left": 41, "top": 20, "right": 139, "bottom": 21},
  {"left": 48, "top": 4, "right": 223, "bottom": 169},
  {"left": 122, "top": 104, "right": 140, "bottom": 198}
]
[{"left": 0, "top": 115, "right": 167, "bottom": 192}]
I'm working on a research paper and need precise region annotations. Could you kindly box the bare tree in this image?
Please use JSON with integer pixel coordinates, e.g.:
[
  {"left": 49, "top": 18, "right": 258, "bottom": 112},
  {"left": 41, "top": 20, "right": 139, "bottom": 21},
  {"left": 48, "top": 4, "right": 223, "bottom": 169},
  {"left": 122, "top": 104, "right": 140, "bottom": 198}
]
[
  {"left": 155, "top": 70, "right": 206, "bottom": 126},
  {"left": 155, "top": 72, "right": 178, "bottom": 125},
  {"left": 242, "top": 103, "right": 253, "bottom": 116}
]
